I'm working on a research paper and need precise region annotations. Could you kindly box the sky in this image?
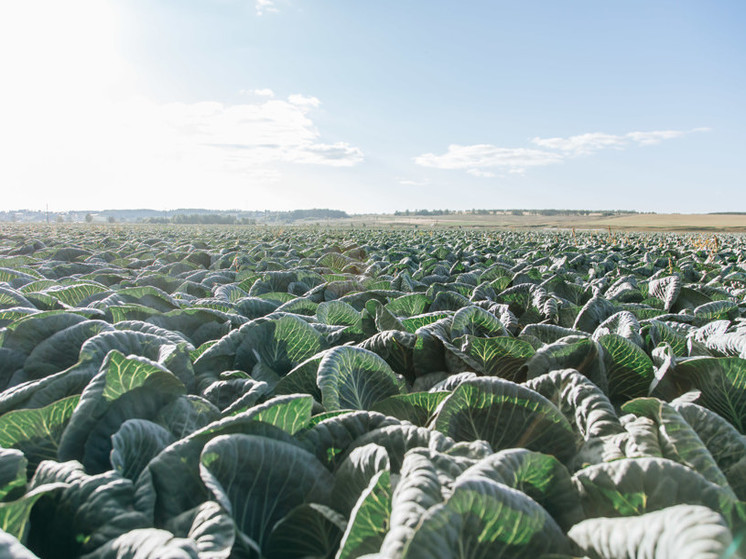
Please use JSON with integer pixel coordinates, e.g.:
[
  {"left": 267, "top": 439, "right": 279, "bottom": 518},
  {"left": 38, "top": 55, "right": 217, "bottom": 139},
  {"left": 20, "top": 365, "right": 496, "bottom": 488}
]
[{"left": 0, "top": 0, "right": 744, "bottom": 214}]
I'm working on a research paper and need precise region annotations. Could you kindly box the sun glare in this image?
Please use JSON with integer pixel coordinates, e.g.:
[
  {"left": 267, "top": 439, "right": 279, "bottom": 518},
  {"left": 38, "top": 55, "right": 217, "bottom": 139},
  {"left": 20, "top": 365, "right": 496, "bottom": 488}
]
[{"left": 0, "top": 1, "right": 137, "bottom": 209}]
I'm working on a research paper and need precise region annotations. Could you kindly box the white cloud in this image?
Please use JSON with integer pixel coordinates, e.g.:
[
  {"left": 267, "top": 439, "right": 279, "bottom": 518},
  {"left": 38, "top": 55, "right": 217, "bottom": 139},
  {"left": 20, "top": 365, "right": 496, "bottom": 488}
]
[
  {"left": 417, "top": 128, "right": 707, "bottom": 176},
  {"left": 255, "top": 0, "right": 278, "bottom": 16},
  {"left": 624, "top": 130, "right": 686, "bottom": 145},
  {"left": 531, "top": 132, "right": 626, "bottom": 155},
  {"left": 290, "top": 142, "right": 364, "bottom": 166},
  {"left": 415, "top": 145, "right": 563, "bottom": 174},
  {"left": 120, "top": 96, "right": 361, "bottom": 168},
  {"left": 288, "top": 94, "right": 321, "bottom": 108},
  {"left": 0, "top": 92, "right": 363, "bottom": 209},
  {"left": 467, "top": 169, "right": 497, "bottom": 178},
  {"left": 241, "top": 88, "right": 275, "bottom": 97},
  {"left": 531, "top": 129, "right": 702, "bottom": 154},
  {"left": 398, "top": 178, "right": 431, "bottom": 186}
]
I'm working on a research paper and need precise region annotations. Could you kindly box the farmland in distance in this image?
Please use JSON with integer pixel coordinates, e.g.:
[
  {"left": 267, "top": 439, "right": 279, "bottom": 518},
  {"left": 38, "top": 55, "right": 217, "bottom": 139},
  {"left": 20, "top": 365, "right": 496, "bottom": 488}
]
[{"left": 340, "top": 211, "right": 746, "bottom": 232}]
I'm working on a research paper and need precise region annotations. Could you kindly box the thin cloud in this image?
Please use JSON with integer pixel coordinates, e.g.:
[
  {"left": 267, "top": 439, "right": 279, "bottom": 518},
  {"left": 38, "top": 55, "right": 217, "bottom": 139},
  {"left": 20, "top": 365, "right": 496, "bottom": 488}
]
[
  {"left": 467, "top": 169, "right": 497, "bottom": 178},
  {"left": 415, "top": 145, "right": 563, "bottom": 174},
  {"left": 531, "top": 128, "right": 703, "bottom": 154},
  {"left": 288, "top": 94, "right": 321, "bottom": 109},
  {"left": 255, "top": 0, "right": 278, "bottom": 16},
  {"left": 150, "top": 95, "right": 362, "bottom": 167},
  {"left": 416, "top": 128, "right": 707, "bottom": 175},
  {"left": 531, "top": 132, "right": 626, "bottom": 155},
  {"left": 624, "top": 130, "right": 687, "bottom": 145},
  {"left": 398, "top": 178, "right": 431, "bottom": 186},
  {"left": 241, "top": 88, "right": 275, "bottom": 97},
  {"left": 0, "top": 91, "right": 363, "bottom": 209}
]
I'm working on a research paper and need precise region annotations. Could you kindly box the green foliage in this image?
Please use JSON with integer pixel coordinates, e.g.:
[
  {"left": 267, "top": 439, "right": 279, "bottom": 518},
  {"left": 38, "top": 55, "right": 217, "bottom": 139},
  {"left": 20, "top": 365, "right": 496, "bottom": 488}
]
[{"left": 0, "top": 224, "right": 744, "bottom": 558}]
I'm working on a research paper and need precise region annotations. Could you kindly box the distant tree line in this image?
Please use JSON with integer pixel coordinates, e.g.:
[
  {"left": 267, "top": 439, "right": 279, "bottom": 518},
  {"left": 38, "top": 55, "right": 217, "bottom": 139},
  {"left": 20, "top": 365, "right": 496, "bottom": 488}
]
[
  {"left": 286, "top": 209, "right": 348, "bottom": 220},
  {"left": 393, "top": 209, "right": 641, "bottom": 217},
  {"left": 142, "top": 208, "right": 348, "bottom": 225},
  {"left": 144, "top": 214, "right": 257, "bottom": 225}
]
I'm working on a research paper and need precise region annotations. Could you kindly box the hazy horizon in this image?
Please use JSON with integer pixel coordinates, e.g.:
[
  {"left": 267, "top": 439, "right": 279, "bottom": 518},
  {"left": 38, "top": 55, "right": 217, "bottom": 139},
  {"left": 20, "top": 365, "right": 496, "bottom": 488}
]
[{"left": 1, "top": 1, "right": 744, "bottom": 214}]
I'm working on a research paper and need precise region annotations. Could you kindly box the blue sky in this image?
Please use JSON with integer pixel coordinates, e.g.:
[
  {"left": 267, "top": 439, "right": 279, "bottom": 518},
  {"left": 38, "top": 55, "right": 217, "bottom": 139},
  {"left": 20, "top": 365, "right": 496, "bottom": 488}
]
[{"left": 1, "top": 0, "right": 744, "bottom": 213}]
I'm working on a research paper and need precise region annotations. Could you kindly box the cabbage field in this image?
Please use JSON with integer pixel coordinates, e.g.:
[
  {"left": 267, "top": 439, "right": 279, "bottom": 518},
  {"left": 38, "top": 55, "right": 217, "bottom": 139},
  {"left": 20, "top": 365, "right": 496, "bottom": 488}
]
[{"left": 0, "top": 224, "right": 745, "bottom": 558}]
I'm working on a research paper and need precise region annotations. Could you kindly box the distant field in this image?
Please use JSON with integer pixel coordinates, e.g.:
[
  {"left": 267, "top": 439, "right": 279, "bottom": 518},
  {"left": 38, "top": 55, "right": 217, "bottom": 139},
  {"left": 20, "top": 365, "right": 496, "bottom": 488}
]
[{"left": 338, "top": 212, "right": 746, "bottom": 232}]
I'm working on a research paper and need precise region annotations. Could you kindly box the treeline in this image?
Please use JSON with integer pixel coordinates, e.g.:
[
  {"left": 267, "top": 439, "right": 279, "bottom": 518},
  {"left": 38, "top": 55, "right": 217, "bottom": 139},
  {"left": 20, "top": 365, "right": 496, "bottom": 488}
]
[
  {"left": 142, "top": 208, "right": 349, "bottom": 225},
  {"left": 145, "top": 214, "right": 257, "bottom": 225},
  {"left": 393, "top": 209, "right": 642, "bottom": 217},
  {"left": 287, "top": 209, "right": 348, "bottom": 220}
]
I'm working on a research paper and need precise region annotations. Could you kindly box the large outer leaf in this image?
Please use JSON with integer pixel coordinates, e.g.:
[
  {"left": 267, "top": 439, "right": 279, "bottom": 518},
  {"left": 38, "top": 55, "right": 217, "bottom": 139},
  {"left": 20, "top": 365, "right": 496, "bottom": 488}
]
[
  {"left": 0, "top": 288, "right": 34, "bottom": 313},
  {"left": 380, "top": 450, "right": 446, "bottom": 558},
  {"left": 341, "top": 424, "right": 456, "bottom": 473},
  {"left": 671, "top": 357, "right": 746, "bottom": 433},
  {"left": 453, "top": 335, "right": 535, "bottom": 381},
  {"left": 358, "top": 330, "right": 418, "bottom": 381},
  {"left": 572, "top": 457, "right": 741, "bottom": 528},
  {"left": 78, "top": 329, "right": 195, "bottom": 389},
  {"left": 264, "top": 504, "right": 345, "bottom": 559},
  {"left": 58, "top": 351, "right": 185, "bottom": 473},
  {"left": 337, "top": 470, "right": 392, "bottom": 559},
  {"left": 317, "top": 300, "right": 363, "bottom": 330},
  {"left": 275, "top": 351, "right": 327, "bottom": 401},
  {"left": 208, "top": 376, "right": 268, "bottom": 410},
  {"left": 147, "top": 309, "right": 236, "bottom": 347},
  {"left": 155, "top": 395, "right": 220, "bottom": 440},
  {"left": 0, "top": 395, "right": 80, "bottom": 472},
  {"left": 702, "top": 331, "right": 746, "bottom": 359},
  {"left": 450, "top": 305, "right": 508, "bottom": 339},
  {"left": 401, "top": 311, "right": 454, "bottom": 333},
  {"left": 110, "top": 419, "right": 175, "bottom": 481},
  {"left": 148, "top": 395, "right": 313, "bottom": 522},
  {"left": 317, "top": 346, "right": 404, "bottom": 411},
  {"left": 598, "top": 334, "right": 655, "bottom": 403},
  {"left": 27, "top": 462, "right": 150, "bottom": 558},
  {"left": 23, "top": 320, "right": 113, "bottom": 379},
  {"left": 331, "top": 444, "right": 390, "bottom": 516},
  {"left": 519, "top": 323, "right": 586, "bottom": 346},
  {"left": 524, "top": 369, "right": 623, "bottom": 440},
  {"left": 460, "top": 449, "right": 584, "bottom": 531},
  {"left": 573, "top": 296, "right": 617, "bottom": 333},
  {"left": 643, "top": 320, "right": 689, "bottom": 357},
  {"left": 399, "top": 476, "right": 571, "bottom": 558},
  {"left": 200, "top": 433, "right": 334, "bottom": 551},
  {"left": 674, "top": 400, "right": 746, "bottom": 499},
  {"left": 371, "top": 392, "right": 449, "bottom": 427},
  {"left": 297, "top": 411, "right": 400, "bottom": 470},
  {"left": 42, "top": 283, "right": 111, "bottom": 307},
  {"left": 592, "top": 310, "right": 644, "bottom": 347},
  {"left": 0, "top": 312, "right": 88, "bottom": 356},
  {"left": 78, "top": 528, "right": 200, "bottom": 558},
  {"left": 692, "top": 300, "right": 740, "bottom": 327},
  {"left": 194, "top": 314, "right": 325, "bottom": 381},
  {"left": 568, "top": 504, "right": 736, "bottom": 559},
  {"left": 433, "top": 377, "right": 577, "bottom": 463},
  {"left": 164, "top": 500, "right": 235, "bottom": 559},
  {"left": 385, "top": 294, "right": 431, "bottom": 318},
  {"left": 522, "top": 335, "right": 608, "bottom": 394},
  {"left": 648, "top": 275, "right": 681, "bottom": 312},
  {"left": 622, "top": 398, "right": 729, "bottom": 488}
]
